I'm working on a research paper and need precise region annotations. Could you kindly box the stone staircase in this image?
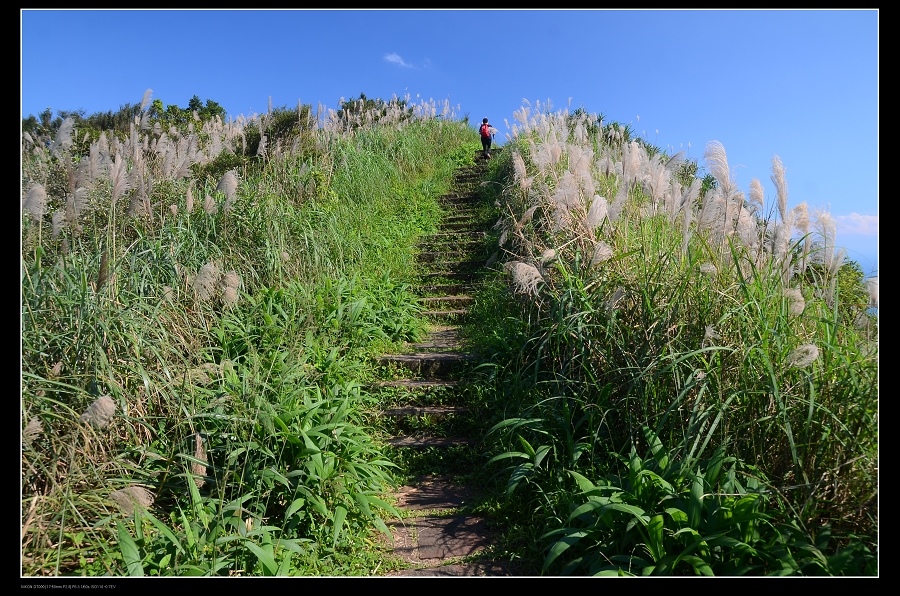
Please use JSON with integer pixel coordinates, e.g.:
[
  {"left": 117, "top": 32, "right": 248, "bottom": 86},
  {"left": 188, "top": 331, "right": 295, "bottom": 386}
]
[{"left": 373, "top": 151, "right": 518, "bottom": 576}]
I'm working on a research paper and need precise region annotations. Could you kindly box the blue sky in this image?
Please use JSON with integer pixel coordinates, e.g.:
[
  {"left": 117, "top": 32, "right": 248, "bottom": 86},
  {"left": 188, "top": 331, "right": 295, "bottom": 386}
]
[{"left": 21, "top": 9, "right": 878, "bottom": 277}]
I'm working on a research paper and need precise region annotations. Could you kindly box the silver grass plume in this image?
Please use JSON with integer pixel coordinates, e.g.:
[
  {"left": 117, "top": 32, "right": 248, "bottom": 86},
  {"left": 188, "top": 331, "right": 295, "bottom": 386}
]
[
  {"left": 80, "top": 395, "right": 116, "bottom": 429},
  {"left": 585, "top": 195, "right": 608, "bottom": 231},
  {"left": 216, "top": 170, "right": 239, "bottom": 211},
  {"left": 504, "top": 261, "right": 543, "bottom": 296},
  {"left": 784, "top": 288, "right": 805, "bottom": 316},
  {"left": 735, "top": 206, "right": 759, "bottom": 251},
  {"left": 703, "top": 325, "right": 722, "bottom": 347},
  {"left": 608, "top": 183, "right": 628, "bottom": 222},
  {"left": 749, "top": 178, "right": 764, "bottom": 214},
  {"left": 67, "top": 187, "right": 89, "bottom": 228},
  {"left": 517, "top": 205, "right": 539, "bottom": 231},
  {"left": 512, "top": 151, "right": 531, "bottom": 192},
  {"left": 704, "top": 141, "right": 735, "bottom": 197},
  {"left": 203, "top": 194, "right": 217, "bottom": 215},
  {"left": 643, "top": 153, "right": 670, "bottom": 207},
  {"left": 622, "top": 140, "right": 644, "bottom": 188},
  {"left": 791, "top": 202, "right": 811, "bottom": 273},
  {"left": 109, "top": 486, "right": 154, "bottom": 516},
  {"left": 50, "top": 117, "right": 75, "bottom": 157},
  {"left": 813, "top": 210, "right": 840, "bottom": 272},
  {"left": 109, "top": 154, "right": 130, "bottom": 203},
  {"left": 96, "top": 249, "right": 109, "bottom": 291},
  {"left": 87, "top": 141, "right": 105, "bottom": 183},
  {"left": 590, "top": 241, "right": 613, "bottom": 267},
  {"left": 127, "top": 170, "right": 151, "bottom": 220},
  {"left": 866, "top": 277, "right": 878, "bottom": 308},
  {"left": 787, "top": 344, "right": 819, "bottom": 369},
  {"left": 663, "top": 179, "right": 681, "bottom": 221},
  {"left": 185, "top": 186, "right": 194, "bottom": 213},
  {"left": 23, "top": 417, "right": 43, "bottom": 445},
  {"left": 606, "top": 287, "right": 625, "bottom": 311},
  {"left": 553, "top": 171, "right": 581, "bottom": 209},
  {"left": 52, "top": 211, "right": 66, "bottom": 238},
  {"left": 680, "top": 191, "right": 695, "bottom": 259},
  {"left": 23, "top": 184, "right": 47, "bottom": 223},
  {"left": 771, "top": 155, "right": 788, "bottom": 222},
  {"left": 191, "top": 432, "right": 207, "bottom": 488},
  {"left": 256, "top": 135, "right": 268, "bottom": 159},
  {"left": 139, "top": 88, "right": 153, "bottom": 112},
  {"left": 193, "top": 261, "right": 222, "bottom": 302},
  {"left": 597, "top": 153, "right": 615, "bottom": 178},
  {"left": 697, "top": 190, "right": 726, "bottom": 236},
  {"left": 221, "top": 270, "right": 241, "bottom": 306},
  {"left": 700, "top": 262, "right": 717, "bottom": 277}
]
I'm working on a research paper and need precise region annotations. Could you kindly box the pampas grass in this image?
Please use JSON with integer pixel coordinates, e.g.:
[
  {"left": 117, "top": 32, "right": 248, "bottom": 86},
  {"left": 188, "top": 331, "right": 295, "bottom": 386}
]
[
  {"left": 784, "top": 288, "right": 806, "bottom": 316},
  {"left": 193, "top": 261, "right": 221, "bottom": 302},
  {"left": 585, "top": 194, "right": 608, "bottom": 231},
  {"left": 222, "top": 270, "right": 241, "bottom": 306},
  {"left": 80, "top": 395, "right": 116, "bottom": 429},
  {"left": 867, "top": 276, "right": 878, "bottom": 308},
  {"left": 504, "top": 261, "right": 543, "bottom": 296},
  {"left": 23, "top": 184, "right": 47, "bottom": 223},
  {"left": 96, "top": 249, "right": 109, "bottom": 292},
  {"left": 704, "top": 140, "right": 735, "bottom": 197},
  {"left": 590, "top": 241, "right": 613, "bottom": 267},
  {"left": 109, "top": 486, "right": 154, "bottom": 515},
  {"left": 787, "top": 343, "right": 819, "bottom": 368},
  {"left": 191, "top": 432, "right": 207, "bottom": 488},
  {"left": 771, "top": 154, "right": 788, "bottom": 222},
  {"left": 203, "top": 194, "right": 217, "bottom": 215},
  {"left": 23, "top": 417, "right": 43, "bottom": 444},
  {"left": 216, "top": 170, "right": 239, "bottom": 211}
]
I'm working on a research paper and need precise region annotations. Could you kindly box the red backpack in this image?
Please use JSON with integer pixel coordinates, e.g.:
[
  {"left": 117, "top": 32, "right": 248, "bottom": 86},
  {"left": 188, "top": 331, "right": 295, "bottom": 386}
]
[{"left": 480, "top": 123, "right": 491, "bottom": 138}]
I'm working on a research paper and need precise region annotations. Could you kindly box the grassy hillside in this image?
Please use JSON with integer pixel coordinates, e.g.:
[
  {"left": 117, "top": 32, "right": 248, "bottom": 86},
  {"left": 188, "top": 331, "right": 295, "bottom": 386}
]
[{"left": 21, "top": 95, "right": 877, "bottom": 576}]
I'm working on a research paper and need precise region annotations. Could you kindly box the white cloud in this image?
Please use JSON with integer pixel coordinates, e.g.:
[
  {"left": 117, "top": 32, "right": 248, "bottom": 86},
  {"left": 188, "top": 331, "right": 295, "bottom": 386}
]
[
  {"left": 834, "top": 213, "right": 879, "bottom": 236},
  {"left": 384, "top": 52, "right": 412, "bottom": 68}
]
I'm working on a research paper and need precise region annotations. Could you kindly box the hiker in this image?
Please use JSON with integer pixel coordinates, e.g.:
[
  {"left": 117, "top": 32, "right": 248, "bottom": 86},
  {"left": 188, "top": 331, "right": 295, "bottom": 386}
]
[{"left": 479, "top": 118, "right": 495, "bottom": 159}]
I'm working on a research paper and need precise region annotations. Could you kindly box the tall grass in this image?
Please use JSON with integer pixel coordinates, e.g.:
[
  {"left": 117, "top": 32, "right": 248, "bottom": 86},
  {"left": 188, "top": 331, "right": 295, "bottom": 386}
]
[
  {"left": 21, "top": 91, "right": 876, "bottom": 576},
  {"left": 21, "top": 92, "right": 476, "bottom": 576},
  {"left": 475, "top": 101, "right": 877, "bottom": 575}
]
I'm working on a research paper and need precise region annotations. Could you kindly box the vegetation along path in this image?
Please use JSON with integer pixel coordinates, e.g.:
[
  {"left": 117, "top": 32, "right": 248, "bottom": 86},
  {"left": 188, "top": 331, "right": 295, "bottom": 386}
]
[{"left": 372, "top": 150, "right": 521, "bottom": 576}]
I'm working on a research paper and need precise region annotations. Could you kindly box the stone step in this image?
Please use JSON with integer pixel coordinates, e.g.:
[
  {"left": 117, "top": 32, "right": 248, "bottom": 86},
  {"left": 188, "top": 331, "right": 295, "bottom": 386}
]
[
  {"left": 421, "top": 310, "right": 468, "bottom": 325},
  {"left": 377, "top": 159, "right": 517, "bottom": 577},
  {"left": 415, "top": 284, "right": 472, "bottom": 296},
  {"left": 422, "top": 261, "right": 484, "bottom": 274},
  {"left": 439, "top": 221, "right": 483, "bottom": 232},
  {"left": 420, "top": 271, "right": 479, "bottom": 282},
  {"left": 416, "top": 250, "right": 477, "bottom": 262},
  {"left": 425, "top": 230, "right": 486, "bottom": 241},
  {"left": 379, "top": 351, "right": 474, "bottom": 377},
  {"left": 376, "top": 379, "right": 458, "bottom": 390},
  {"left": 407, "top": 325, "right": 463, "bottom": 350},
  {"left": 380, "top": 405, "right": 468, "bottom": 418},
  {"left": 419, "top": 295, "right": 473, "bottom": 309},
  {"left": 386, "top": 435, "right": 475, "bottom": 448},
  {"left": 382, "top": 476, "right": 518, "bottom": 576}
]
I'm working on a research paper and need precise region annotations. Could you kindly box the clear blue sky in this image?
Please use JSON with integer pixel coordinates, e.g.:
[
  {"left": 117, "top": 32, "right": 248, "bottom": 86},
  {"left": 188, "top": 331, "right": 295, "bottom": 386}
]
[{"left": 21, "top": 9, "right": 878, "bottom": 277}]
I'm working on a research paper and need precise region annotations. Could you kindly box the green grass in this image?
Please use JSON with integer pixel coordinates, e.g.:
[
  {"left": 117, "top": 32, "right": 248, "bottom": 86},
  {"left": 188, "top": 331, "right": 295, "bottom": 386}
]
[{"left": 21, "top": 98, "right": 876, "bottom": 576}]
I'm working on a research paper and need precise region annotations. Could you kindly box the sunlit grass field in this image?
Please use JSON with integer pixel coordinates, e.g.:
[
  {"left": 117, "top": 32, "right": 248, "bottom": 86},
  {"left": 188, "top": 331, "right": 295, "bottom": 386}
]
[{"left": 21, "top": 93, "right": 877, "bottom": 576}]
